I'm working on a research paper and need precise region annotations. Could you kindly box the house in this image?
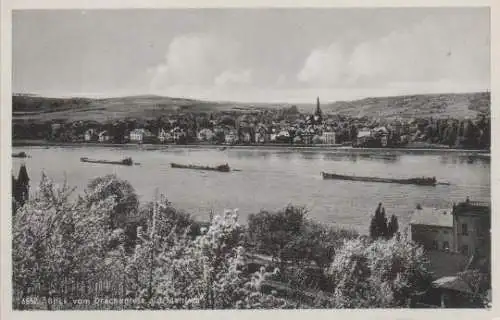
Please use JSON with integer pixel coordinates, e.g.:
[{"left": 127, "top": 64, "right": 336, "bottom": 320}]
[
  {"left": 84, "top": 129, "right": 97, "bottom": 142},
  {"left": 51, "top": 123, "right": 62, "bottom": 136},
  {"left": 410, "top": 206, "right": 454, "bottom": 252},
  {"left": 158, "top": 128, "right": 173, "bottom": 143},
  {"left": 322, "top": 132, "right": 337, "bottom": 145},
  {"left": 130, "top": 128, "right": 154, "bottom": 143},
  {"left": 451, "top": 199, "right": 490, "bottom": 257},
  {"left": 355, "top": 129, "right": 374, "bottom": 147},
  {"left": 255, "top": 126, "right": 270, "bottom": 144},
  {"left": 373, "top": 126, "right": 390, "bottom": 147},
  {"left": 241, "top": 131, "right": 252, "bottom": 144},
  {"left": 302, "top": 132, "right": 314, "bottom": 145},
  {"left": 312, "top": 135, "right": 323, "bottom": 144},
  {"left": 413, "top": 275, "right": 484, "bottom": 308},
  {"left": 98, "top": 130, "right": 111, "bottom": 143},
  {"left": 172, "top": 127, "right": 186, "bottom": 143},
  {"left": 225, "top": 130, "right": 239, "bottom": 145},
  {"left": 197, "top": 128, "right": 215, "bottom": 142},
  {"left": 410, "top": 198, "right": 491, "bottom": 273}
]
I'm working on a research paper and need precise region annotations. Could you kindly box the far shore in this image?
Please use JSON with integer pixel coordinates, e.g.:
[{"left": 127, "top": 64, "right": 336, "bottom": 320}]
[{"left": 12, "top": 139, "right": 491, "bottom": 157}]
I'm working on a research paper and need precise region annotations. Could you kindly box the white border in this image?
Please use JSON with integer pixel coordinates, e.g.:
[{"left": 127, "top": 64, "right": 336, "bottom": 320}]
[{"left": 1, "top": 1, "right": 498, "bottom": 319}]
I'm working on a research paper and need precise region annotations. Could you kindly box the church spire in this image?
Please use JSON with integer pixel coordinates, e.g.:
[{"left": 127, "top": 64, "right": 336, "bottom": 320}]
[{"left": 314, "top": 96, "right": 323, "bottom": 123}]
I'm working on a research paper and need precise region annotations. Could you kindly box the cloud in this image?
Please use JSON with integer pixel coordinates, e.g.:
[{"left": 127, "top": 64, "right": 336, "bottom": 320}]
[
  {"left": 214, "top": 69, "right": 253, "bottom": 87},
  {"left": 297, "top": 14, "right": 489, "bottom": 90},
  {"left": 297, "top": 43, "right": 346, "bottom": 86},
  {"left": 150, "top": 33, "right": 253, "bottom": 92}
]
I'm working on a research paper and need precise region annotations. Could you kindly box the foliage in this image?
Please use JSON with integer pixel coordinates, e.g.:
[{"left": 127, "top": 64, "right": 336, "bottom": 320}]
[
  {"left": 85, "top": 174, "right": 139, "bottom": 230},
  {"left": 13, "top": 173, "right": 294, "bottom": 310},
  {"left": 126, "top": 208, "right": 288, "bottom": 309},
  {"left": 284, "top": 220, "right": 358, "bottom": 269},
  {"left": 246, "top": 206, "right": 358, "bottom": 294},
  {"left": 369, "top": 203, "right": 398, "bottom": 239},
  {"left": 246, "top": 205, "right": 307, "bottom": 265},
  {"left": 456, "top": 269, "right": 491, "bottom": 308},
  {"left": 13, "top": 164, "right": 30, "bottom": 207},
  {"left": 325, "top": 235, "right": 432, "bottom": 308},
  {"left": 387, "top": 215, "right": 399, "bottom": 238},
  {"left": 12, "top": 172, "right": 448, "bottom": 310},
  {"left": 12, "top": 173, "right": 118, "bottom": 309}
]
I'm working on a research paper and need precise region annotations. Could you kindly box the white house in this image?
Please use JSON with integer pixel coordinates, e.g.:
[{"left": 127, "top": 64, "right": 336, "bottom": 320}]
[
  {"left": 322, "top": 132, "right": 337, "bottom": 145},
  {"left": 130, "top": 128, "right": 154, "bottom": 143},
  {"left": 84, "top": 129, "right": 96, "bottom": 142},
  {"left": 225, "top": 130, "right": 239, "bottom": 145}
]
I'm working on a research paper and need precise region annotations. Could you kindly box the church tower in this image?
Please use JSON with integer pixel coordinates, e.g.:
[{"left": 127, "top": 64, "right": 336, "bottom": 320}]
[{"left": 314, "top": 96, "right": 323, "bottom": 123}]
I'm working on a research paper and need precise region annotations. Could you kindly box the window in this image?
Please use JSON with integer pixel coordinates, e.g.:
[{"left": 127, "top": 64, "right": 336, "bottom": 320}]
[
  {"left": 461, "top": 245, "right": 469, "bottom": 255},
  {"left": 443, "top": 230, "right": 449, "bottom": 235},
  {"left": 461, "top": 223, "right": 468, "bottom": 236},
  {"left": 443, "top": 241, "right": 449, "bottom": 251},
  {"left": 432, "top": 240, "right": 438, "bottom": 250}
]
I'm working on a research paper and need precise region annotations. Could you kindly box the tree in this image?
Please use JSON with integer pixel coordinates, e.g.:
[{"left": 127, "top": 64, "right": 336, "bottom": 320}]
[
  {"left": 12, "top": 175, "right": 18, "bottom": 216},
  {"left": 85, "top": 174, "right": 139, "bottom": 231},
  {"left": 325, "top": 235, "right": 432, "bottom": 308},
  {"left": 13, "top": 173, "right": 117, "bottom": 310},
  {"left": 246, "top": 206, "right": 306, "bottom": 270},
  {"left": 128, "top": 209, "right": 289, "bottom": 309},
  {"left": 15, "top": 164, "right": 30, "bottom": 206},
  {"left": 387, "top": 215, "right": 399, "bottom": 239},
  {"left": 369, "top": 203, "right": 388, "bottom": 239}
]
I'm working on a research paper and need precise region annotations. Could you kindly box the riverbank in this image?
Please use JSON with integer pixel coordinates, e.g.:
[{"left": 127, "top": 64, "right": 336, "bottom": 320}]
[{"left": 12, "top": 139, "right": 490, "bottom": 157}]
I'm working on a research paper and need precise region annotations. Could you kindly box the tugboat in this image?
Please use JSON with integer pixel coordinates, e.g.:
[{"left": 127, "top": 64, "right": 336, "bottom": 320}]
[
  {"left": 80, "top": 157, "right": 133, "bottom": 166},
  {"left": 170, "top": 162, "right": 230, "bottom": 172},
  {"left": 12, "top": 151, "right": 29, "bottom": 158},
  {"left": 321, "top": 172, "right": 437, "bottom": 186}
]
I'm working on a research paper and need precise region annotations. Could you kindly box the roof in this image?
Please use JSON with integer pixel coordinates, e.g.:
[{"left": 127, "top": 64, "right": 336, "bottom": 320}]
[
  {"left": 432, "top": 276, "right": 473, "bottom": 294},
  {"left": 410, "top": 207, "right": 453, "bottom": 227},
  {"left": 453, "top": 201, "right": 490, "bottom": 216},
  {"left": 357, "top": 130, "right": 372, "bottom": 138},
  {"left": 426, "top": 250, "right": 469, "bottom": 278},
  {"left": 374, "top": 126, "right": 389, "bottom": 134}
]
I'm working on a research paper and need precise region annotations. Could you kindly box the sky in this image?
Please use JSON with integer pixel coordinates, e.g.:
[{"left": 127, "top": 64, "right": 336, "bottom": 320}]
[{"left": 12, "top": 8, "right": 490, "bottom": 103}]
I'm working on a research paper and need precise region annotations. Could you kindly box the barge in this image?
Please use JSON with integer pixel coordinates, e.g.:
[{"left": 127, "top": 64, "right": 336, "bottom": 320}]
[
  {"left": 80, "top": 157, "right": 133, "bottom": 166},
  {"left": 171, "top": 163, "right": 230, "bottom": 172},
  {"left": 321, "top": 172, "right": 437, "bottom": 186}
]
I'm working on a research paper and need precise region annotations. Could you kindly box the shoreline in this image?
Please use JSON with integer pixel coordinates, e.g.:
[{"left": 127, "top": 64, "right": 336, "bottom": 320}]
[{"left": 12, "top": 140, "right": 490, "bottom": 157}]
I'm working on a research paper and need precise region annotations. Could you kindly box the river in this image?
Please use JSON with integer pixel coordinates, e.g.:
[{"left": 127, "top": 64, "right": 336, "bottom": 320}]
[{"left": 12, "top": 146, "right": 490, "bottom": 233}]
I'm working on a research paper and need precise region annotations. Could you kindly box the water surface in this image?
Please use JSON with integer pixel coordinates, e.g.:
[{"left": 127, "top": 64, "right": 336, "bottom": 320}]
[{"left": 12, "top": 146, "right": 490, "bottom": 233}]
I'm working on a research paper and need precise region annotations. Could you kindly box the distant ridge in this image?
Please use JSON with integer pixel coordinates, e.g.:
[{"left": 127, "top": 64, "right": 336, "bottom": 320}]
[
  {"left": 321, "top": 91, "right": 490, "bottom": 120},
  {"left": 12, "top": 91, "right": 490, "bottom": 122}
]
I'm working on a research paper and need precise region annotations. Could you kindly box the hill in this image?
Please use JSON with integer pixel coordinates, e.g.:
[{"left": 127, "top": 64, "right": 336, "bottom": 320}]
[
  {"left": 12, "top": 94, "right": 265, "bottom": 122},
  {"left": 12, "top": 91, "right": 490, "bottom": 123},
  {"left": 320, "top": 92, "right": 490, "bottom": 120}
]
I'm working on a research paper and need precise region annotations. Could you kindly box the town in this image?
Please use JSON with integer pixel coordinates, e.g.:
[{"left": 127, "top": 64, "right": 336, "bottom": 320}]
[{"left": 12, "top": 96, "right": 491, "bottom": 150}]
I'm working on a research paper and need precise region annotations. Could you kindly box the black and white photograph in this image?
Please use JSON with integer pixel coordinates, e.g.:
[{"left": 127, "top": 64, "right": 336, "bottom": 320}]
[{"left": 3, "top": 4, "right": 493, "bottom": 312}]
